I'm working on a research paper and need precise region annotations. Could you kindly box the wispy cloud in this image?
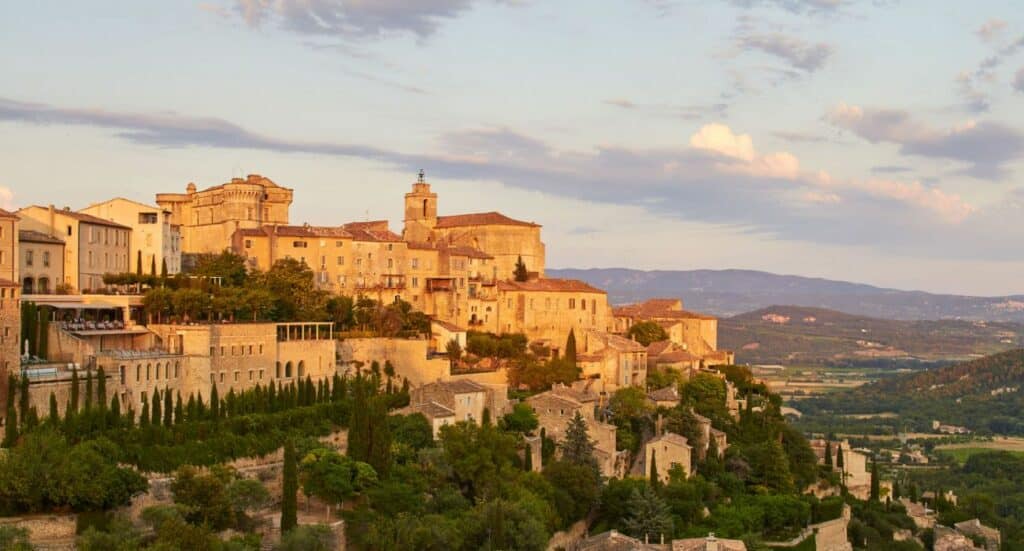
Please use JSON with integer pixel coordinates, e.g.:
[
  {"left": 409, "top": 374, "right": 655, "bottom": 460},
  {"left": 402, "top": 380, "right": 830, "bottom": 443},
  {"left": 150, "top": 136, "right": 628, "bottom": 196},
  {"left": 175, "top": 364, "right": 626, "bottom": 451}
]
[
  {"left": 977, "top": 18, "right": 1008, "bottom": 42},
  {"left": 603, "top": 98, "right": 729, "bottom": 121},
  {"left": 1014, "top": 67, "right": 1024, "bottom": 93},
  {"left": 729, "top": 0, "right": 848, "bottom": 15},
  {"left": 827, "top": 102, "right": 1024, "bottom": 179},
  {"left": 0, "top": 97, "right": 993, "bottom": 257},
  {"left": 737, "top": 31, "right": 834, "bottom": 72}
]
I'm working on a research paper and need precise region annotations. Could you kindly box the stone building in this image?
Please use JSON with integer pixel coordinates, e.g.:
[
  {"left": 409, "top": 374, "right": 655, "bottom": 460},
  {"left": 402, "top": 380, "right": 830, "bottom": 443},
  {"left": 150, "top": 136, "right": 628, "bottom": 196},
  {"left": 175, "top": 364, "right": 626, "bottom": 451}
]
[
  {"left": 0, "top": 209, "right": 19, "bottom": 410},
  {"left": 402, "top": 379, "right": 511, "bottom": 437},
  {"left": 156, "top": 174, "right": 292, "bottom": 254},
  {"left": 492, "top": 278, "right": 610, "bottom": 344},
  {"left": 18, "top": 205, "right": 132, "bottom": 293},
  {"left": 613, "top": 298, "right": 733, "bottom": 367},
  {"left": 527, "top": 387, "right": 621, "bottom": 477},
  {"left": 673, "top": 534, "right": 747, "bottom": 551},
  {"left": 18, "top": 230, "right": 64, "bottom": 293},
  {"left": 578, "top": 330, "right": 647, "bottom": 392},
  {"left": 811, "top": 439, "right": 872, "bottom": 500},
  {"left": 79, "top": 197, "right": 182, "bottom": 276},
  {"left": 953, "top": 519, "right": 1000, "bottom": 551},
  {"left": 644, "top": 432, "right": 693, "bottom": 483}
]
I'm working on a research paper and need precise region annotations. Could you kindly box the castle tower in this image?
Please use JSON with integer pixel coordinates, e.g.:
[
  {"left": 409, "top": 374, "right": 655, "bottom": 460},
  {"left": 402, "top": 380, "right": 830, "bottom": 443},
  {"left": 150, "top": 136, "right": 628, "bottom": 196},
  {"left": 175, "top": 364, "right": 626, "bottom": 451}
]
[{"left": 402, "top": 170, "right": 438, "bottom": 243}]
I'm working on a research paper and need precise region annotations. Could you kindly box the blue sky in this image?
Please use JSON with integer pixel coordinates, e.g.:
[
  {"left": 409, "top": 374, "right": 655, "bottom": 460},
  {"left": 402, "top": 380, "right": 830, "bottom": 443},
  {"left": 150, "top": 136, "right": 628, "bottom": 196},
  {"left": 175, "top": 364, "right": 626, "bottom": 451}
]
[{"left": 2, "top": 0, "right": 1023, "bottom": 295}]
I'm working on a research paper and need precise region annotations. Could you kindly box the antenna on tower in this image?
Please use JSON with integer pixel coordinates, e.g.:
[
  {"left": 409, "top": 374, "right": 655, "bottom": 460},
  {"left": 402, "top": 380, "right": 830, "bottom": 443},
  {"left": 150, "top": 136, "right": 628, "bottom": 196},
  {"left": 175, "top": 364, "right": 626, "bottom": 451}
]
[{"left": 418, "top": 169, "right": 425, "bottom": 183}]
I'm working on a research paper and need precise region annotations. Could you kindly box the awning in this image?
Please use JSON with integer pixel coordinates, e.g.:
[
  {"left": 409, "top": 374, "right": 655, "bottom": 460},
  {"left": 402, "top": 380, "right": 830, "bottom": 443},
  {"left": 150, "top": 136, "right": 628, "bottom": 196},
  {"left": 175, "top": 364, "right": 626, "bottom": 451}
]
[{"left": 31, "top": 301, "right": 123, "bottom": 310}]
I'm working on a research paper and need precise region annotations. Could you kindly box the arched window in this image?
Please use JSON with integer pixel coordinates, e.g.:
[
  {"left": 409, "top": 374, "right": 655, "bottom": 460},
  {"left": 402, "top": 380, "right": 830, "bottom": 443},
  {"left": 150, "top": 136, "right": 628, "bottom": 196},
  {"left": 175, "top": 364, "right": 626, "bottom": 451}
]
[
  {"left": 22, "top": 277, "right": 34, "bottom": 295},
  {"left": 155, "top": 363, "right": 161, "bottom": 380},
  {"left": 38, "top": 277, "right": 50, "bottom": 294},
  {"left": 276, "top": 362, "right": 282, "bottom": 379},
  {"left": 174, "top": 362, "right": 180, "bottom": 378},
  {"left": 136, "top": 364, "right": 141, "bottom": 382},
  {"left": 297, "top": 361, "right": 305, "bottom": 378},
  {"left": 422, "top": 198, "right": 428, "bottom": 217},
  {"left": 120, "top": 365, "right": 126, "bottom": 385},
  {"left": 285, "top": 361, "right": 293, "bottom": 378},
  {"left": 146, "top": 364, "right": 151, "bottom": 380}
]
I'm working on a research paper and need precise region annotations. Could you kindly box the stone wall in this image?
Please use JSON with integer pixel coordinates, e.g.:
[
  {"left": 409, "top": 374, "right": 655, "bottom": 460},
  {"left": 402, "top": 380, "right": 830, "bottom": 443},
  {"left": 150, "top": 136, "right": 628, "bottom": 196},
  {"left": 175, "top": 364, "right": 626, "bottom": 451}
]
[
  {"left": 339, "top": 337, "right": 448, "bottom": 386},
  {"left": 0, "top": 514, "right": 77, "bottom": 550}
]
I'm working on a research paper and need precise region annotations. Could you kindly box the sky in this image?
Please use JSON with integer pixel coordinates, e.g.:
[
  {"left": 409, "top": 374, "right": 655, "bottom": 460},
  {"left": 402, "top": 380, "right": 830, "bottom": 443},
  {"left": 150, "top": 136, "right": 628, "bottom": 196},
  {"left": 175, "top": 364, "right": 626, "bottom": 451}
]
[{"left": 1, "top": 0, "right": 1023, "bottom": 296}]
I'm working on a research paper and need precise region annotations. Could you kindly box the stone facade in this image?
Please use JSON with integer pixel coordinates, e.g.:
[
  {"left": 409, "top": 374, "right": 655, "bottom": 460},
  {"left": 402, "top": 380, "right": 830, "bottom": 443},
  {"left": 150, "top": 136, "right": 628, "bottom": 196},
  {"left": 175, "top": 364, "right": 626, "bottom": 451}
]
[
  {"left": 156, "top": 174, "right": 292, "bottom": 254},
  {"left": 645, "top": 432, "right": 693, "bottom": 483},
  {"left": 80, "top": 197, "right": 182, "bottom": 276},
  {"left": 614, "top": 298, "right": 732, "bottom": 367},
  {"left": 0, "top": 210, "right": 19, "bottom": 410},
  {"left": 811, "top": 439, "right": 871, "bottom": 500},
  {"left": 578, "top": 330, "right": 647, "bottom": 392},
  {"left": 527, "top": 388, "right": 621, "bottom": 477},
  {"left": 18, "top": 205, "right": 132, "bottom": 292},
  {"left": 18, "top": 230, "right": 64, "bottom": 293}
]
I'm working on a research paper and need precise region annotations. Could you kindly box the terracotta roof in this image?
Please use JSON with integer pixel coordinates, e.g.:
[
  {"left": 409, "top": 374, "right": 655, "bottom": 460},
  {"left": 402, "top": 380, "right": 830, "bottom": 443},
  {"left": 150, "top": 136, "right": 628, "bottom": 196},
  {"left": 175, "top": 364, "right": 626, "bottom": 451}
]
[
  {"left": 343, "top": 224, "right": 403, "bottom": 243},
  {"left": 648, "top": 432, "right": 691, "bottom": 449},
  {"left": 588, "top": 330, "right": 646, "bottom": 353},
  {"left": 431, "top": 319, "right": 465, "bottom": 333},
  {"left": 18, "top": 230, "right": 64, "bottom": 245},
  {"left": 428, "top": 379, "right": 485, "bottom": 394},
  {"left": 614, "top": 298, "right": 717, "bottom": 321},
  {"left": 236, "top": 228, "right": 266, "bottom": 237},
  {"left": 646, "top": 340, "right": 675, "bottom": 357},
  {"left": 527, "top": 391, "right": 583, "bottom": 411},
  {"left": 435, "top": 211, "right": 539, "bottom": 229},
  {"left": 497, "top": 278, "right": 605, "bottom": 294},
  {"left": 0, "top": 278, "right": 16, "bottom": 287},
  {"left": 445, "top": 246, "right": 493, "bottom": 259},
  {"left": 19, "top": 207, "right": 132, "bottom": 229},
  {"left": 406, "top": 241, "right": 438, "bottom": 251},
  {"left": 647, "top": 387, "right": 680, "bottom": 402},
  {"left": 673, "top": 536, "right": 747, "bottom": 551},
  {"left": 657, "top": 350, "right": 700, "bottom": 363},
  {"left": 406, "top": 401, "right": 455, "bottom": 419},
  {"left": 551, "top": 382, "right": 600, "bottom": 403},
  {"left": 0, "top": 208, "right": 17, "bottom": 219},
  {"left": 572, "top": 530, "right": 663, "bottom": 551},
  {"left": 272, "top": 225, "right": 352, "bottom": 238}
]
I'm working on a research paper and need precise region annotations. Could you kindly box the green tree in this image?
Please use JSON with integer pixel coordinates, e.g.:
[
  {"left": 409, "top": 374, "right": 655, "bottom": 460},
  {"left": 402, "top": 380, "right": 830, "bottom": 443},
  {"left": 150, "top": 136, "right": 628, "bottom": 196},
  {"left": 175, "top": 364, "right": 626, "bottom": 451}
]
[
  {"left": 446, "top": 338, "right": 462, "bottom": 368},
  {"left": 151, "top": 389, "right": 161, "bottom": 426},
  {"left": 150, "top": 256, "right": 157, "bottom": 277},
  {"left": 300, "top": 447, "right": 378, "bottom": 510},
  {"left": 649, "top": 449, "right": 660, "bottom": 488},
  {"left": 163, "top": 387, "right": 173, "bottom": 427},
  {"left": 565, "top": 329, "right": 577, "bottom": 366},
  {"left": 514, "top": 255, "right": 529, "bottom": 282},
  {"left": 626, "top": 321, "right": 669, "bottom": 347},
  {"left": 870, "top": 461, "right": 880, "bottom": 501},
  {"left": 560, "top": 411, "right": 598, "bottom": 473},
  {"left": 48, "top": 393, "right": 58, "bottom": 425},
  {"left": 500, "top": 402, "right": 539, "bottom": 434},
  {"left": 0, "top": 525, "right": 33, "bottom": 551},
  {"left": 276, "top": 524, "right": 337, "bottom": 551},
  {"left": 524, "top": 443, "right": 534, "bottom": 472},
  {"left": 622, "top": 487, "right": 673, "bottom": 543},
  {"left": 281, "top": 440, "right": 299, "bottom": 533},
  {"left": 161, "top": 258, "right": 168, "bottom": 279},
  {"left": 3, "top": 404, "right": 18, "bottom": 447},
  {"left": 824, "top": 440, "right": 833, "bottom": 468},
  {"left": 192, "top": 251, "right": 248, "bottom": 286},
  {"left": 69, "top": 368, "right": 80, "bottom": 414},
  {"left": 170, "top": 465, "right": 236, "bottom": 530}
]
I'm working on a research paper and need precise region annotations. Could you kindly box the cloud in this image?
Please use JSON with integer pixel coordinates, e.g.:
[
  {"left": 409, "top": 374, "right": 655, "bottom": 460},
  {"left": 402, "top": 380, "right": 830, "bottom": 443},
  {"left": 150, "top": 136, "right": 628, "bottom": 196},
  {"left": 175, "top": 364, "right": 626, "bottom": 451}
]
[
  {"left": 729, "top": 0, "right": 848, "bottom": 15},
  {"left": 229, "top": 0, "right": 485, "bottom": 39},
  {"left": 604, "top": 98, "right": 729, "bottom": 121},
  {"left": 870, "top": 165, "right": 912, "bottom": 174},
  {"left": 772, "top": 130, "right": 830, "bottom": 143},
  {"left": 0, "top": 96, "right": 988, "bottom": 257},
  {"left": 0, "top": 187, "right": 13, "bottom": 210},
  {"left": 1015, "top": 67, "right": 1024, "bottom": 93},
  {"left": 604, "top": 98, "right": 637, "bottom": 109},
  {"left": 977, "top": 18, "right": 1008, "bottom": 42},
  {"left": 737, "top": 31, "right": 834, "bottom": 72},
  {"left": 827, "top": 102, "right": 1024, "bottom": 179}
]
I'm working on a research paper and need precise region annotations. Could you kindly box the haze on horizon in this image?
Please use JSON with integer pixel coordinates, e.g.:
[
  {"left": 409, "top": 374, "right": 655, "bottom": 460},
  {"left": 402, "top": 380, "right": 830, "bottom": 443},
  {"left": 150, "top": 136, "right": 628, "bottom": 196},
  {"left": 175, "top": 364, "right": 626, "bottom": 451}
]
[{"left": 2, "top": 0, "right": 1023, "bottom": 296}]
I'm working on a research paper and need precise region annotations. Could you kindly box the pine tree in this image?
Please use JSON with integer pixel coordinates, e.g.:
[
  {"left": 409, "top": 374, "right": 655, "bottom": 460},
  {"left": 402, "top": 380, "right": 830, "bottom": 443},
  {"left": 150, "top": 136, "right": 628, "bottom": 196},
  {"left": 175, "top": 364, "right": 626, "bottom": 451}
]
[
  {"left": 210, "top": 384, "right": 220, "bottom": 420},
  {"left": 3, "top": 404, "right": 18, "bottom": 447},
  {"left": 560, "top": 411, "right": 599, "bottom": 473},
  {"left": 870, "top": 461, "right": 880, "bottom": 501},
  {"left": 281, "top": 439, "right": 298, "bottom": 533},
  {"left": 151, "top": 389, "right": 161, "bottom": 426},
  {"left": 649, "top": 449, "right": 660, "bottom": 488},
  {"left": 514, "top": 255, "right": 529, "bottom": 282},
  {"left": 69, "top": 369, "right": 80, "bottom": 414},
  {"left": 824, "top": 440, "right": 833, "bottom": 468},
  {"left": 565, "top": 329, "right": 577, "bottom": 366},
  {"left": 163, "top": 387, "right": 173, "bottom": 427},
  {"left": 524, "top": 443, "right": 534, "bottom": 472},
  {"left": 623, "top": 487, "right": 673, "bottom": 543},
  {"left": 48, "top": 393, "right": 58, "bottom": 424}
]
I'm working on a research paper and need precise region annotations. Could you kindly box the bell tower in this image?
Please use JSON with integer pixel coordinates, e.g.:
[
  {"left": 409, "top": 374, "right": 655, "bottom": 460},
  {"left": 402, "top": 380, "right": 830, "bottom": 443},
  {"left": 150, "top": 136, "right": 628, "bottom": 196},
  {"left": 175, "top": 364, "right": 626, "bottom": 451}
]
[{"left": 403, "top": 170, "right": 438, "bottom": 243}]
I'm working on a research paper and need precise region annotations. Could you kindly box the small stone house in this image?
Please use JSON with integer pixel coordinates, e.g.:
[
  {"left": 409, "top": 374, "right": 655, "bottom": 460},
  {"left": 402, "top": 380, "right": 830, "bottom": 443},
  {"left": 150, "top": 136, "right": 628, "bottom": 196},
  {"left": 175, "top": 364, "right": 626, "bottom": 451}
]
[{"left": 645, "top": 432, "right": 692, "bottom": 483}]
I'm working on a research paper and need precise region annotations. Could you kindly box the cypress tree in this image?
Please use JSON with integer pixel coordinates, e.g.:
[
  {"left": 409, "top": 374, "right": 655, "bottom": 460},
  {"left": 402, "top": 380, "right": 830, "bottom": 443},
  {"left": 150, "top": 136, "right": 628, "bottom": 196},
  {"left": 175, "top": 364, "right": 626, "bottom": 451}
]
[
  {"left": 514, "top": 255, "right": 528, "bottom": 281},
  {"left": 136, "top": 250, "right": 143, "bottom": 277},
  {"left": 150, "top": 256, "right": 157, "bottom": 277},
  {"left": 210, "top": 385, "right": 220, "bottom": 420},
  {"left": 366, "top": 396, "right": 392, "bottom": 478},
  {"left": 565, "top": 329, "right": 577, "bottom": 366},
  {"left": 164, "top": 388, "right": 173, "bottom": 427},
  {"left": 48, "top": 392, "right": 59, "bottom": 424},
  {"left": 281, "top": 439, "right": 298, "bottom": 533},
  {"left": 110, "top": 395, "right": 121, "bottom": 425},
  {"left": 650, "top": 449, "right": 660, "bottom": 488},
  {"left": 84, "top": 370, "right": 93, "bottom": 412},
  {"left": 69, "top": 369, "right": 80, "bottom": 414},
  {"left": 348, "top": 375, "right": 369, "bottom": 463},
  {"left": 5, "top": 374, "right": 16, "bottom": 413},
  {"left": 268, "top": 383, "right": 277, "bottom": 411},
  {"left": 870, "top": 461, "right": 880, "bottom": 501},
  {"left": 4, "top": 405, "right": 18, "bottom": 447},
  {"left": 836, "top": 444, "right": 845, "bottom": 471},
  {"left": 824, "top": 441, "right": 833, "bottom": 468},
  {"left": 186, "top": 394, "right": 196, "bottom": 422},
  {"left": 139, "top": 398, "right": 150, "bottom": 427},
  {"left": 17, "top": 376, "right": 29, "bottom": 428},
  {"left": 196, "top": 392, "right": 206, "bottom": 418},
  {"left": 174, "top": 392, "right": 184, "bottom": 425},
  {"left": 161, "top": 258, "right": 168, "bottom": 279},
  {"left": 25, "top": 407, "right": 39, "bottom": 430},
  {"left": 482, "top": 407, "right": 491, "bottom": 427},
  {"left": 96, "top": 367, "right": 107, "bottom": 413},
  {"left": 893, "top": 478, "right": 902, "bottom": 500},
  {"left": 151, "top": 390, "right": 161, "bottom": 426},
  {"left": 524, "top": 443, "right": 534, "bottom": 472}
]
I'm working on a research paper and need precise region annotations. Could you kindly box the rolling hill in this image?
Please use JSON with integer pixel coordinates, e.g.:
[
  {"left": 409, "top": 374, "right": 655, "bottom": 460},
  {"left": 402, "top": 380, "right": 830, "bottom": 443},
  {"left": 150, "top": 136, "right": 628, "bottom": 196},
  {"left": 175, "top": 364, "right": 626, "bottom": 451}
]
[
  {"left": 549, "top": 268, "right": 1024, "bottom": 322},
  {"left": 797, "top": 350, "right": 1024, "bottom": 435},
  {"left": 719, "top": 305, "right": 1024, "bottom": 366}
]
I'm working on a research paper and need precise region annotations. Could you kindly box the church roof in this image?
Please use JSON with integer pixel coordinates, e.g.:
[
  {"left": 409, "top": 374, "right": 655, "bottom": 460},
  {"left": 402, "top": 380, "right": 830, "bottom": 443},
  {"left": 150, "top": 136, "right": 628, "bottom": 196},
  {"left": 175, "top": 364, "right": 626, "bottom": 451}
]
[
  {"left": 435, "top": 211, "right": 539, "bottom": 229},
  {"left": 497, "top": 278, "right": 605, "bottom": 294},
  {"left": 646, "top": 340, "right": 675, "bottom": 357}
]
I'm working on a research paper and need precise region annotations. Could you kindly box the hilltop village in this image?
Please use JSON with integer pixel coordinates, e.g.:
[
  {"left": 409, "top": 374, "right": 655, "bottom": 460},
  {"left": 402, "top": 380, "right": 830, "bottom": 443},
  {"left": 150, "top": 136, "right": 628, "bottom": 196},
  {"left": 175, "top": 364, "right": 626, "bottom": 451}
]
[{"left": 0, "top": 174, "right": 1001, "bottom": 550}]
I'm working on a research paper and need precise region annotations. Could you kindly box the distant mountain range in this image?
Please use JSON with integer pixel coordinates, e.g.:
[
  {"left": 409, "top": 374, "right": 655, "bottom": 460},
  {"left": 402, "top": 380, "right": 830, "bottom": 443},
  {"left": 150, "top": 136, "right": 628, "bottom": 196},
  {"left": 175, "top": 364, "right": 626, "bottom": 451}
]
[
  {"left": 719, "top": 305, "right": 1023, "bottom": 366},
  {"left": 548, "top": 268, "right": 1024, "bottom": 322}
]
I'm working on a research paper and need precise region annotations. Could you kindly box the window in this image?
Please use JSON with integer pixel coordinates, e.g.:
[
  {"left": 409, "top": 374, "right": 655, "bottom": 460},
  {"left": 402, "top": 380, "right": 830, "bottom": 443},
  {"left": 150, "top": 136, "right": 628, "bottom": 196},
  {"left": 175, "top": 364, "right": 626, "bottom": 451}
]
[
  {"left": 411, "top": 258, "right": 419, "bottom": 269},
  {"left": 146, "top": 364, "right": 151, "bottom": 380},
  {"left": 569, "top": 299, "right": 576, "bottom": 309},
  {"left": 248, "top": 345, "right": 253, "bottom": 355},
  {"left": 234, "top": 371, "right": 239, "bottom": 382},
  {"left": 25, "top": 250, "right": 33, "bottom": 266},
  {"left": 174, "top": 362, "right": 179, "bottom": 377},
  {"left": 335, "top": 241, "right": 344, "bottom": 247},
  {"left": 276, "top": 362, "right": 282, "bottom": 378},
  {"left": 337, "top": 256, "right": 344, "bottom": 265},
  {"left": 244, "top": 240, "right": 253, "bottom": 248},
  {"left": 219, "top": 372, "right": 225, "bottom": 383},
  {"left": 387, "top": 244, "right": 393, "bottom": 251},
  {"left": 292, "top": 241, "right": 308, "bottom": 248},
  {"left": 120, "top": 365, "right": 126, "bottom": 384},
  {"left": 42, "top": 251, "right": 50, "bottom": 267},
  {"left": 136, "top": 365, "right": 141, "bottom": 381},
  {"left": 220, "top": 346, "right": 225, "bottom": 356},
  {"left": 66, "top": 225, "right": 72, "bottom": 236},
  {"left": 259, "top": 369, "right": 264, "bottom": 380},
  {"left": 138, "top": 212, "right": 158, "bottom": 224},
  {"left": 412, "top": 277, "right": 419, "bottom": 288},
  {"left": 210, "top": 346, "right": 215, "bottom": 356},
  {"left": 249, "top": 370, "right": 253, "bottom": 381},
  {"left": 259, "top": 344, "right": 263, "bottom": 355},
  {"left": 320, "top": 256, "right": 326, "bottom": 269},
  {"left": 155, "top": 363, "right": 161, "bottom": 379}
]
